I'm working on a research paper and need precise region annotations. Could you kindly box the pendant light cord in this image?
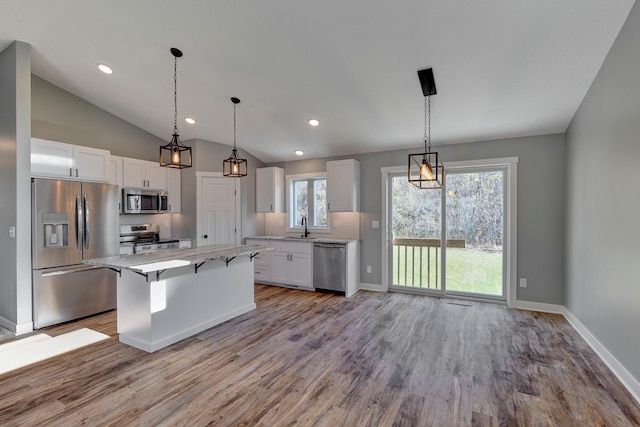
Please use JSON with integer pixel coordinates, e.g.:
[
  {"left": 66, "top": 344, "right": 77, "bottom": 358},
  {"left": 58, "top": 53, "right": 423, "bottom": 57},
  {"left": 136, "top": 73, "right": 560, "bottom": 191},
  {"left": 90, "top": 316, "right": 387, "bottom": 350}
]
[
  {"left": 173, "top": 55, "right": 178, "bottom": 135},
  {"left": 233, "top": 102, "right": 237, "bottom": 150},
  {"left": 423, "top": 95, "right": 431, "bottom": 153}
]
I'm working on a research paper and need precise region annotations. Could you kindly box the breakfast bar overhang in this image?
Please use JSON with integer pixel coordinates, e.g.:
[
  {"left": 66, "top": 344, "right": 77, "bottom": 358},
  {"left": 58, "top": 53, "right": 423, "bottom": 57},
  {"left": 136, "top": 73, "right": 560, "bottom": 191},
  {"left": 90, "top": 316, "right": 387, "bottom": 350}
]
[{"left": 84, "top": 244, "right": 271, "bottom": 352}]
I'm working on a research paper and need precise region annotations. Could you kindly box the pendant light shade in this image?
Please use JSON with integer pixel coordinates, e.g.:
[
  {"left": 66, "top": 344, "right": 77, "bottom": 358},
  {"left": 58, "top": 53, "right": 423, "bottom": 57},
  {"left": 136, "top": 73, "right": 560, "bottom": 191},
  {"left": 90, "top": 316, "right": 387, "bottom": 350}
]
[
  {"left": 408, "top": 68, "right": 443, "bottom": 189},
  {"left": 160, "top": 48, "right": 192, "bottom": 169},
  {"left": 223, "top": 97, "right": 248, "bottom": 177}
]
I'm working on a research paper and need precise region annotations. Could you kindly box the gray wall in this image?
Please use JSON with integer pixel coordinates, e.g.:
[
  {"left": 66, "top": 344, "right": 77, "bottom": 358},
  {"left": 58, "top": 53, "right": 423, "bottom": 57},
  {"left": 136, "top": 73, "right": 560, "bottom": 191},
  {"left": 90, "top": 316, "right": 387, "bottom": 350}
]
[
  {"left": 32, "top": 75, "right": 165, "bottom": 159},
  {"left": 565, "top": 1, "right": 640, "bottom": 383},
  {"left": 0, "top": 42, "right": 32, "bottom": 332},
  {"left": 31, "top": 76, "right": 265, "bottom": 246},
  {"left": 171, "top": 138, "right": 265, "bottom": 242},
  {"left": 270, "top": 133, "right": 566, "bottom": 305}
]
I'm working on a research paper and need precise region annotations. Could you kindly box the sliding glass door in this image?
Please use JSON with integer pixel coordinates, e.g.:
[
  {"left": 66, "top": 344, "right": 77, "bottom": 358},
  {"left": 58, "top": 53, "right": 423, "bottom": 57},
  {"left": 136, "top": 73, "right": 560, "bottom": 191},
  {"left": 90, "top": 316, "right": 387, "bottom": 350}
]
[
  {"left": 389, "top": 172, "right": 444, "bottom": 295},
  {"left": 386, "top": 162, "right": 510, "bottom": 302},
  {"left": 445, "top": 168, "right": 506, "bottom": 300}
]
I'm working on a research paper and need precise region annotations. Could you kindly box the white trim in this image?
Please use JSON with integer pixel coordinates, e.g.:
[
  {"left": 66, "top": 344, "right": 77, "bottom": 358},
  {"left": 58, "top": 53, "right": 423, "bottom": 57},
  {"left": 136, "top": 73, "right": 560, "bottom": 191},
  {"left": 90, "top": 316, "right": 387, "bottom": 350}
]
[
  {"left": 196, "top": 172, "right": 241, "bottom": 246},
  {"left": 382, "top": 158, "right": 518, "bottom": 307},
  {"left": 564, "top": 308, "right": 640, "bottom": 403},
  {"left": 0, "top": 316, "right": 33, "bottom": 335},
  {"left": 196, "top": 171, "right": 224, "bottom": 178},
  {"left": 507, "top": 161, "right": 518, "bottom": 307},
  {"left": 515, "top": 300, "right": 564, "bottom": 314},
  {"left": 380, "top": 166, "right": 403, "bottom": 292},
  {"left": 120, "top": 303, "right": 256, "bottom": 353},
  {"left": 359, "top": 282, "right": 385, "bottom": 292},
  {"left": 285, "top": 171, "right": 330, "bottom": 234},
  {"left": 444, "top": 157, "right": 519, "bottom": 168}
]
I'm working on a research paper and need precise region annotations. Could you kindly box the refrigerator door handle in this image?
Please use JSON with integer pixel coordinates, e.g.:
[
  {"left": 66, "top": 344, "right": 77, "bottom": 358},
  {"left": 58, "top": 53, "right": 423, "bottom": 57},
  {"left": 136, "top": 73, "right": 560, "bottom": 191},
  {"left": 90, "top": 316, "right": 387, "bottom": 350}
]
[
  {"left": 41, "top": 266, "right": 103, "bottom": 277},
  {"left": 84, "top": 194, "right": 90, "bottom": 249},
  {"left": 76, "top": 194, "right": 83, "bottom": 249}
]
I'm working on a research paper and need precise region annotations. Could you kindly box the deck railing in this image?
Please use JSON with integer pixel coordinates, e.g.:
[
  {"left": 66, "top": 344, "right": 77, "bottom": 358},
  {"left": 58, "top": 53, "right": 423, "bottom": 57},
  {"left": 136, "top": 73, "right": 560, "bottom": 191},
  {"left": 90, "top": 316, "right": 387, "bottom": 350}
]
[{"left": 392, "top": 238, "right": 465, "bottom": 289}]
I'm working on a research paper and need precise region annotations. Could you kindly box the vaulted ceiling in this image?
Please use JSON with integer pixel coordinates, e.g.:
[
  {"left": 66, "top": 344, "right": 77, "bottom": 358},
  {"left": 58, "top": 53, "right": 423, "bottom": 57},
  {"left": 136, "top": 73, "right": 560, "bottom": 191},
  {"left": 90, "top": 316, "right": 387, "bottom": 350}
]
[{"left": 1, "top": 0, "right": 635, "bottom": 162}]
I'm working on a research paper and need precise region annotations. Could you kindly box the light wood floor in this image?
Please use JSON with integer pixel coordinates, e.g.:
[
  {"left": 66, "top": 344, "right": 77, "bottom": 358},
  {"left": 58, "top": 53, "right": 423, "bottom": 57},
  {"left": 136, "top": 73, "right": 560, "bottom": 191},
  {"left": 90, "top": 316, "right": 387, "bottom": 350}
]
[{"left": 1, "top": 285, "right": 638, "bottom": 426}]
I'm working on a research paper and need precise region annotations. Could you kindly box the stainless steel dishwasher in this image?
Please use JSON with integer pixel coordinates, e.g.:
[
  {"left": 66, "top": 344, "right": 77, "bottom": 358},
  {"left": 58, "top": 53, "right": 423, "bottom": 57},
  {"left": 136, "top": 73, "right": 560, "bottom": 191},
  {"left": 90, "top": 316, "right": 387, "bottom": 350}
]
[{"left": 313, "top": 242, "right": 347, "bottom": 293}]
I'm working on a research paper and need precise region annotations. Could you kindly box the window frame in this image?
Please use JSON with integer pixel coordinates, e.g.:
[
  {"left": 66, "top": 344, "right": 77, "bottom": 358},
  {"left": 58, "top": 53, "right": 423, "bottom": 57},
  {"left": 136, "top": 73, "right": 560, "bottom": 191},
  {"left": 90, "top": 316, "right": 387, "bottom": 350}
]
[{"left": 286, "top": 172, "right": 330, "bottom": 234}]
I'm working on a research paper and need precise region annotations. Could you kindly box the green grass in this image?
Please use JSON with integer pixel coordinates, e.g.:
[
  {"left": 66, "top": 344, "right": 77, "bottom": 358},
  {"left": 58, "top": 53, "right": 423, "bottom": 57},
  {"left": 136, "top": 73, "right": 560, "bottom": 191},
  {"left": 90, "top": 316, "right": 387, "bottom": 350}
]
[{"left": 393, "top": 247, "right": 502, "bottom": 296}]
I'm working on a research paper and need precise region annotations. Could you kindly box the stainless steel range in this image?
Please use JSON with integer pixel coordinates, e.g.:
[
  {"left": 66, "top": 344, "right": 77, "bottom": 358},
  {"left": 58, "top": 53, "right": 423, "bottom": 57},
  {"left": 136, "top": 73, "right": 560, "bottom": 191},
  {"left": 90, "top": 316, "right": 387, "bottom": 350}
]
[{"left": 119, "top": 224, "right": 181, "bottom": 255}]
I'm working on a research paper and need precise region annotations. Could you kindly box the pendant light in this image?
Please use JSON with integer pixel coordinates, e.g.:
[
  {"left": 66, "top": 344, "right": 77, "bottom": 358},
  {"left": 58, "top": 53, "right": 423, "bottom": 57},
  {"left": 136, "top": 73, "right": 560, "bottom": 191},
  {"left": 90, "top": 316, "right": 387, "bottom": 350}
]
[
  {"left": 223, "top": 97, "right": 248, "bottom": 177},
  {"left": 160, "top": 48, "right": 192, "bottom": 169},
  {"left": 408, "top": 68, "right": 443, "bottom": 189}
]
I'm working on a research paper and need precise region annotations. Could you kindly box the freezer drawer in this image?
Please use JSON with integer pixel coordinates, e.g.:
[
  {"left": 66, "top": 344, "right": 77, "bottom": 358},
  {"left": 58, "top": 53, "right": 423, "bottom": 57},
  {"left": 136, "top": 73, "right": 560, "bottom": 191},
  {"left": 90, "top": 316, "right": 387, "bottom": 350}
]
[{"left": 33, "top": 265, "right": 116, "bottom": 329}]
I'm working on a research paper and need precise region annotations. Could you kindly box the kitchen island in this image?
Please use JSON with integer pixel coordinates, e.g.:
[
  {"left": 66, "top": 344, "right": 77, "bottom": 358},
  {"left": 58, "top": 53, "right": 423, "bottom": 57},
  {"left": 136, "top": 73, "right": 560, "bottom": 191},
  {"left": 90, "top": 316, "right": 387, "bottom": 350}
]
[{"left": 84, "top": 244, "right": 272, "bottom": 352}]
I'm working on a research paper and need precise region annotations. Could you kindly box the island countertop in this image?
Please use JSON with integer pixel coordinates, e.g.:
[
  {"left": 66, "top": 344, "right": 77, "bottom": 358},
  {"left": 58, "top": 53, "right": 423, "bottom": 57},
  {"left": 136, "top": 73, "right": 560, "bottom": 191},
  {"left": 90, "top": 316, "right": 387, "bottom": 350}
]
[{"left": 83, "top": 244, "right": 273, "bottom": 273}]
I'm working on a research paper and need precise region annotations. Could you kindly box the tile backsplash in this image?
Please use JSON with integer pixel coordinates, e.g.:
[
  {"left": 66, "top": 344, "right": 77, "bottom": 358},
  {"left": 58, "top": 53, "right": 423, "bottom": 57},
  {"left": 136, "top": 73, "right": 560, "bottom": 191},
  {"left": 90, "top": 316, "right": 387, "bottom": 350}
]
[
  {"left": 119, "top": 214, "right": 171, "bottom": 238},
  {"left": 265, "top": 212, "right": 360, "bottom": 240}
]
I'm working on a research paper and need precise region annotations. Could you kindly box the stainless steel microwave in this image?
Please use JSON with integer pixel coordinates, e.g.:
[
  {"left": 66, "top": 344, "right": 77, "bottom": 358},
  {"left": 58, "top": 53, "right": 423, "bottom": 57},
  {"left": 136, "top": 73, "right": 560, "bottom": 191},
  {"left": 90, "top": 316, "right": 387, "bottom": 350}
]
[{"left": 122, "top": 188, "right": 168, "bottom": 214}]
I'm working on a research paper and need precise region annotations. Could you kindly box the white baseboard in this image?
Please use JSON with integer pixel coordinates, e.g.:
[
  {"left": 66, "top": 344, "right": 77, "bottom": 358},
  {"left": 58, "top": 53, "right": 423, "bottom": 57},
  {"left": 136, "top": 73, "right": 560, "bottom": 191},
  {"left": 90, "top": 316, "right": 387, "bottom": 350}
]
[
  {"left": 15, "top": 321, "right": 33, "bottom": 335},
  {"left": 0, "top": 316, "right": 33, "bottom": 335},
  {"left": 359, "top": 282, "right": 385, "bottom": 292},
  {"left": 515, "top": 300, "right": 564, "bottom": 314},
  {"left": 563, "top": 308, "right": 640, "bottom": 404},
  {"left": 119, "top": 303, "right": 256, "bottom": 353}
]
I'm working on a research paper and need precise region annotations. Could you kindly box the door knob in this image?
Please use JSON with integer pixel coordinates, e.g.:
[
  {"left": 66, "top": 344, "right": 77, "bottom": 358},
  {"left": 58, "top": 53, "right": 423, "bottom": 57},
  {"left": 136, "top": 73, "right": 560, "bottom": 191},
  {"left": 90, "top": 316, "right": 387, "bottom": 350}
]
[{"left": 203, "top": 234, "right": 208, "bottom": 239}]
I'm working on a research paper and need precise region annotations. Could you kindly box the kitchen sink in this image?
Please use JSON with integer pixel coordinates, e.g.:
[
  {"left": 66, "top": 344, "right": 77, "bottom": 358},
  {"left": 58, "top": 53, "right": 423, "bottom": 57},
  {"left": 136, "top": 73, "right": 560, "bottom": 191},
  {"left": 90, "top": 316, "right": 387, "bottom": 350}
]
[{"left": 286, "top": 236, "right": 316, "bottom": 240}]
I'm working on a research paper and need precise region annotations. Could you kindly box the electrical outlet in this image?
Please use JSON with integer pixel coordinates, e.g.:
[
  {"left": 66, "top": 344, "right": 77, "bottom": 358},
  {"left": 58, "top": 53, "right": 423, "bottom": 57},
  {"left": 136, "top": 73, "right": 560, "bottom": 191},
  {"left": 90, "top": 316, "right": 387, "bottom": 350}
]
[
  {"left": 372, "top": 221, "right": 380, "bottom": 229},
  {"left": 9, "top": 226, "right": 16, "bottom": 238},
  {"left": 519, "top": 278, "right": 527, "bottom": 288},
  {"left": 367, "top": 265, "right": 372, "bottom": 273}
]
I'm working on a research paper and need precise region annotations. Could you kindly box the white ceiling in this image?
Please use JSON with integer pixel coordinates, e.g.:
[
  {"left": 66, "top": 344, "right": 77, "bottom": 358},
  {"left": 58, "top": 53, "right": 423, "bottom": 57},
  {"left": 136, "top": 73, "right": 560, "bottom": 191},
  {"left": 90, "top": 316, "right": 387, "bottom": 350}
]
[{"left": 1, "top": 0, "right": 635, "bottom": 163}]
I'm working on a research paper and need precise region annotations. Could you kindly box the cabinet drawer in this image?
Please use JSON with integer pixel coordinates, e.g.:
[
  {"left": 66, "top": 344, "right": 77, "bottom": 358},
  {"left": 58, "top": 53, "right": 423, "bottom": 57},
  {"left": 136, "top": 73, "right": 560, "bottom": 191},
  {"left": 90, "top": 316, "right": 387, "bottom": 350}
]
[
  {"left": 272, "top": 241, "right": 312, "bottom": 254},
  {"left": 254, "top": 266, "right": 270, "bottom": 282},
  {"left": 253, "top": 252, "right": 270, "bottom": 266},
  {"left": 247, "top": 239, "right": 270, "bottom": 247}
]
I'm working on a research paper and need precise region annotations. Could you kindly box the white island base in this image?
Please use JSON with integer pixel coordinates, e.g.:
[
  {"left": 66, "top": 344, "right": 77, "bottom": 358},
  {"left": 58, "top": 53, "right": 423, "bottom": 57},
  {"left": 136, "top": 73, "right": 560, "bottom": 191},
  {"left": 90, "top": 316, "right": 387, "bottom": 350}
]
[{"left": 117, "top": 256, "right": 255, "bottom": 353}]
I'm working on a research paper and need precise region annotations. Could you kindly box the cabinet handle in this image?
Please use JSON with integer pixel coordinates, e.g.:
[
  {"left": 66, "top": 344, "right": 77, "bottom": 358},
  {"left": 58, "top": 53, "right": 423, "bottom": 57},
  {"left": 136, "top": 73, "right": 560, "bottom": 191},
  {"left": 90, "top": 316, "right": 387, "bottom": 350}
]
[
  {"left": 270, "top": 204, "right": 273, "bottom": 211},
  {"left": 328, "top": 202, "right": 331, "bottom": 210},
  {"left": 75, "top": 168, "right": 78, "bottom": 178},
  {"left": 69, "top": 168, "right": 72, "bottom": 177}
]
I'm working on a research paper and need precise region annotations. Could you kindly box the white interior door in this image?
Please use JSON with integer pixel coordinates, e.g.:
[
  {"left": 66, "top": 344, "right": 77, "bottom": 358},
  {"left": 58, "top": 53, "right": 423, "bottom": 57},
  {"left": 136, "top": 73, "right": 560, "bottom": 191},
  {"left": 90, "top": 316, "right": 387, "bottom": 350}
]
[{"left": 198, "top": 175, "right": 239, "bottom": 247}]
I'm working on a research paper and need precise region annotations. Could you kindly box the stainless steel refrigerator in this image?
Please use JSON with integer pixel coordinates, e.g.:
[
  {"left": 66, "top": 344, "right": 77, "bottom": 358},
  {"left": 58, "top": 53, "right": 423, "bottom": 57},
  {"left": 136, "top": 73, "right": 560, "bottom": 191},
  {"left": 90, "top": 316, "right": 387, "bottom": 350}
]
[{"left": 32, "top": 178, "right": 119, "bottom": 329}]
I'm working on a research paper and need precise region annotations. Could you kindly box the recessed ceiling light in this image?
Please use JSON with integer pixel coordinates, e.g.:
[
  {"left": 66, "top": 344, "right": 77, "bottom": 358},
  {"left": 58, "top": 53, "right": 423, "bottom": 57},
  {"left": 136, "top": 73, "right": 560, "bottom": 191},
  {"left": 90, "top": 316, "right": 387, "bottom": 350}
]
[
  {"left": 184, "top": 117, "right": 197, "bottom": 125},
  {"left": 97, "top": 63, "right": 113, "bottom": 75},
  {"left": 295, "top": 150, "right": 304, "bottom": 156},
  {"left": 308, "top": 118, "right": 320, "bottom": 127}
]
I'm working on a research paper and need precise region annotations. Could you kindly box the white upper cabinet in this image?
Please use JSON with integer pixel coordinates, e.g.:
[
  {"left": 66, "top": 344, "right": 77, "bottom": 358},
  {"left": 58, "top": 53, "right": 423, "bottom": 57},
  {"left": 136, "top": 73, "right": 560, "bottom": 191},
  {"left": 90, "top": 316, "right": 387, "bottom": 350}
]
[
  {"left": 122, "top": 158, "right": 167, "bottom": 190},
  {"left": 31, "top": 138, "right": 110, "bottom": 182},
  {"left": 256, "top": 167, "right": 284, "bottom": 212},
  {"left": 145, "top": 161, "right": 167, "bottom": 190},
  {"left": 108, "top": 155, "right": 124, "bottom": 188},
  {"left": 73, "top": 145, "right": 110, "bottom": 182},
  {"left": 166, "top": 168, "right": 181, "bottom": 213},
  {"left": 326, "top": 159, "right": 360, "bottom": 212},
  {"left": 31, "top": 138, "right": 73, "bottom": 179}
]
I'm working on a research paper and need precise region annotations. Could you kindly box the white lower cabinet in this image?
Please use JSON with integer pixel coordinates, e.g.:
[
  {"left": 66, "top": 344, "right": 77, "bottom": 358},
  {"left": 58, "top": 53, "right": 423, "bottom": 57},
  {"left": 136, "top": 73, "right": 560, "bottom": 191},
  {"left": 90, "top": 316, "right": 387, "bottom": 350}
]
[
  {"left": 246, "top": 239, "right": 313, "bottom": 290},
  {"left": 270, "top": 252, "right": 312, "bottom": 288}
]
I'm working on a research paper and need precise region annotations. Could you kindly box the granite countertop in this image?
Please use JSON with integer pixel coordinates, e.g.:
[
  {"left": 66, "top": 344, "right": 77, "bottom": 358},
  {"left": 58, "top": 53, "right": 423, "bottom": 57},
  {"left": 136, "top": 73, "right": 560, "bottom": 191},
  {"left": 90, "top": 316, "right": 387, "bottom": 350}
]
[
  {"left": 247, "top": 236, "right": 359, "bottom": 243},
  {"left": 83, "top": 244, "right": 273, "bottom": 273}
]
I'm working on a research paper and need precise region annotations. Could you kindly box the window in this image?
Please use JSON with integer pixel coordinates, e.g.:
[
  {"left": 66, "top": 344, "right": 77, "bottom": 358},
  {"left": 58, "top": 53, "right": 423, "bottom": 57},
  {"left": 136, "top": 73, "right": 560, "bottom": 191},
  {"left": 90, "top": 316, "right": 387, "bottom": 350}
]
[{"left": 287, "top": 173, "right": 328, "bottom": 231}]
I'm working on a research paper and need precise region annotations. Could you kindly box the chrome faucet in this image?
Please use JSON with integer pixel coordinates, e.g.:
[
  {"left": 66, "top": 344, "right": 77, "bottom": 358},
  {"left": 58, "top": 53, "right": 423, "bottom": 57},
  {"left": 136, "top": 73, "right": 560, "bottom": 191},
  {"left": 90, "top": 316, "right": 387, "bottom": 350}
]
[{"left": 301, "top": 216, "right": 309, "bottom": 238}]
